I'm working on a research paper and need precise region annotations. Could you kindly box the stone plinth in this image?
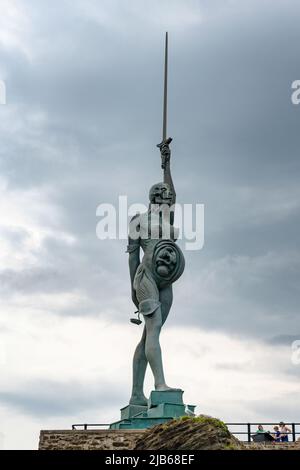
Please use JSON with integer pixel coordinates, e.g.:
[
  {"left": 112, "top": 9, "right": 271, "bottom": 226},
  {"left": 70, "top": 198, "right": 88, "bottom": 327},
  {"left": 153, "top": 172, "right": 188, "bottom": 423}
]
[
  {"left": 148, "top": 390, "right": 183, "bottom": 407},
  {"left": 110, "top": 389, "right": 196, "bottom": 430},
  {"left": 121, "top": 404, "right": 147, "bottom": 419},
  {"left": 39, "top": 429, "right": 144, "bottom": 450}
]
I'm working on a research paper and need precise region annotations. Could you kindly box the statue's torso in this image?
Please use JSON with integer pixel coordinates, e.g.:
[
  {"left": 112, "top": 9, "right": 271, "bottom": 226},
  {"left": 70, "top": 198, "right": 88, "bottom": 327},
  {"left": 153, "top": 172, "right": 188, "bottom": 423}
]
[
  {"left": 139, "top": 210, "right": 179, "bottom": 258},
  {"left": 133, "top": 210, "right": 184, "bottom": 291}
]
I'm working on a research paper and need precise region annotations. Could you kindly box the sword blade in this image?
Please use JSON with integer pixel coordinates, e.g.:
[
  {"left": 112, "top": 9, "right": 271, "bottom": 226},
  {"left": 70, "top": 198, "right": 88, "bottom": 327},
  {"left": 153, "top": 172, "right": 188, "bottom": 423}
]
[{"left": 163, "top": 31, "right": 168, "bottom": 142}]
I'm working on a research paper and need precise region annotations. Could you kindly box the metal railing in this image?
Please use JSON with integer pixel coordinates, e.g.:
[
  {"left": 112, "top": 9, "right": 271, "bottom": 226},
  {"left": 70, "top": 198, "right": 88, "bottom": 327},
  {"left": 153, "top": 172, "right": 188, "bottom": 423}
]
[
  {"left": 72, "top": 424, "right": 110, "bottom": 430},
  {"left": 226, "top": 423, "right": 300, "bottom": 443},
  {"left": 71, "top": 422, "right": 300, "bottom": 443}
]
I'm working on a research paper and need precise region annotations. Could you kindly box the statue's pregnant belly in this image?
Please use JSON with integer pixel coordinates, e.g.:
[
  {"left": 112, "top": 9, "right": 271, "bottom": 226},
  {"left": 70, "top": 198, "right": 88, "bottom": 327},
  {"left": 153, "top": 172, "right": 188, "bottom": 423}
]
[{"left": 140, "top": 239, "right": 185, "bottom": 289}]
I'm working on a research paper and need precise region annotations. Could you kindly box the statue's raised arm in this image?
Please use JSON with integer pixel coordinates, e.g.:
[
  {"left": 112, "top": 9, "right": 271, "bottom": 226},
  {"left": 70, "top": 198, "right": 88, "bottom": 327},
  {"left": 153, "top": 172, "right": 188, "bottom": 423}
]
[
  {"left": 157, "top": 137, "right": 176, "bottom": 223},
  {"left": 157, "top": 138, "right": 176, "bottom": 203}
]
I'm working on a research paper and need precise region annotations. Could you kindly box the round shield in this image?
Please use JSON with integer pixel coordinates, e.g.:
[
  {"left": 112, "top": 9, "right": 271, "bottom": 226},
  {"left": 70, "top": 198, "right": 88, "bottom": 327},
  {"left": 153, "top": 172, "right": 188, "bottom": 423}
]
[{"left": 151, "top": 239, "right": 185, "bottom": 288}]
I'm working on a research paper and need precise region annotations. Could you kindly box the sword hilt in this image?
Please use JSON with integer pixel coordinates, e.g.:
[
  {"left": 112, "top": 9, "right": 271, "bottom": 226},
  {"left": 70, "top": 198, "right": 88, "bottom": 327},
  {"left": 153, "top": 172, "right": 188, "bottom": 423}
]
[
  {"left": 157, "top": 137, "right": 172, "bottom": 169},
  {"left": 156, "top": 137, "right": 172, "bottom": 149}
]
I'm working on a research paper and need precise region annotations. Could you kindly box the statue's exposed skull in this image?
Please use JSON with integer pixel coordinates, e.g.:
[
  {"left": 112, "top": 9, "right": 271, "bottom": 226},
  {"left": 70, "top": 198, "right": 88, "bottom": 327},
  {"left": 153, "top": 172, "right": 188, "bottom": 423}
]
[{"left": 149, "top": 182, "right": 173, "bottom": 205}]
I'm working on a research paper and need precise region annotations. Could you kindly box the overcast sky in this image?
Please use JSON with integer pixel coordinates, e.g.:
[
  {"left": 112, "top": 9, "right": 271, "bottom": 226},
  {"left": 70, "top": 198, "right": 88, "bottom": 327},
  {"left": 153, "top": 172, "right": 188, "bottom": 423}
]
[{"left": 0, "top": 0, "right": 300, "bottom": 449}]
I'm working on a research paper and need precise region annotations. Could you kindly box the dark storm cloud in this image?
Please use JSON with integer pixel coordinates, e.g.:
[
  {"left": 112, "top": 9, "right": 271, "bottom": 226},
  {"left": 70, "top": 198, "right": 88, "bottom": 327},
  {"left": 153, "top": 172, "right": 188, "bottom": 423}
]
[
  {"left": 0, "top": 379, "right": 125, "bottom": 417},
  {"left": 0, "top": 234, "right": 130, "bottom": 318},
  {"left": 0, "top": 0, "right": 299, "bottom": 339},
  {"left": 269, "top": 335, "right": 300, "bottom": 346}
]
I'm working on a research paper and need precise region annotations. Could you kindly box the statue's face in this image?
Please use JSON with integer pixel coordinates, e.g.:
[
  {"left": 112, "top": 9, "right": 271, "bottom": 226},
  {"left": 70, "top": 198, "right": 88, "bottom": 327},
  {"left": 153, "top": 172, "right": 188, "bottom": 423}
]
[
  {"left": 149, "top": 182, "right": 173, "bottom": 206},
  {"left": 156, "top": 246, "right": 177, "bottom": 277}
]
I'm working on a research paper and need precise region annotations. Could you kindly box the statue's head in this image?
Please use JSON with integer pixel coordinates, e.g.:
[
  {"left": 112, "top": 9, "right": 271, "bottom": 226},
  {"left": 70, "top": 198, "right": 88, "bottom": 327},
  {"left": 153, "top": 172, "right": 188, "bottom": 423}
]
[{"left": 149, "top": 182, "right": 173, "bottom": 206}]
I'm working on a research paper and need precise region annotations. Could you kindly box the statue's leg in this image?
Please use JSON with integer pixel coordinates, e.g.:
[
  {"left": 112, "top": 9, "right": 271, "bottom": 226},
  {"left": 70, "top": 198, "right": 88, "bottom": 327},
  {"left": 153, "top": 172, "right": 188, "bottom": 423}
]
[
  {"left": 131, "top": 267, "right": 178, "bottom": 395},
  {"left": 143, "top": 284, "right": 177, "bottom": 391},
  {"left": 129, "top": 286, "right": 172, "bottom": 404},
  {"left": 144, "top": 306, "right": 166, "bottom": 390},
  {"left": 129, "top": 325, "right": 148, "bottom": 406},
  {"left": 160, "top": 285, "right": 173, "bottom": 325}
]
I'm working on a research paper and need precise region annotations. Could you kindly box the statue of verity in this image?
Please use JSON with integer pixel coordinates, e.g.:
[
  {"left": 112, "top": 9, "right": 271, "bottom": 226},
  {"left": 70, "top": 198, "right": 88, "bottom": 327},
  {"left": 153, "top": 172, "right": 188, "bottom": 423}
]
[
  {"left": 127, "top": 137, "right": 185, "bottom": 406},
  {"left": 109, "top": 33, "right": 195, "bottom": 430}
]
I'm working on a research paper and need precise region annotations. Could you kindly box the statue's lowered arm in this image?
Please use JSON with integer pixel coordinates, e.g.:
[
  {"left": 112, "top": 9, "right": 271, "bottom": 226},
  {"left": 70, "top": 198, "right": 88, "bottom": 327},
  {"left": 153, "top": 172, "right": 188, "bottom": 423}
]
[{"left": 127, "top": 215, "right": 140, "bottom": 309}]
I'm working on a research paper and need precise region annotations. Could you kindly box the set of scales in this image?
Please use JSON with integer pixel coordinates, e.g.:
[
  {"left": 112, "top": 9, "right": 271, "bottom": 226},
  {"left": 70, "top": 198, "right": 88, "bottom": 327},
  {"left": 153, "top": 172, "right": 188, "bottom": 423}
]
[{"left": 110, "top": 33, "right": 196, "bottom": 429}]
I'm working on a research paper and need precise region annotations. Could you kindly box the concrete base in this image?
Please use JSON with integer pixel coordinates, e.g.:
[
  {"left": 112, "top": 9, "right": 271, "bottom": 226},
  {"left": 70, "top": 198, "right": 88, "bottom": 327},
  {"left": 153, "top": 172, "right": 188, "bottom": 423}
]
[
  {"left": 110, "top": 389, "right": 196, "bottom": 430},
  {"left": 121, "top": 404, "right": 147, "bottom": 420}
]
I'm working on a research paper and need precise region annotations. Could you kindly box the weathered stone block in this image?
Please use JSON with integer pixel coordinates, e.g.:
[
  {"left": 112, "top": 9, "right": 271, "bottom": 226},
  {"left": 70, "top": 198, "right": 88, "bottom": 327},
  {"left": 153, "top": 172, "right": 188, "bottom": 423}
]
[{"left": 39, "top": 430, "right": 144, "bottom": 450}]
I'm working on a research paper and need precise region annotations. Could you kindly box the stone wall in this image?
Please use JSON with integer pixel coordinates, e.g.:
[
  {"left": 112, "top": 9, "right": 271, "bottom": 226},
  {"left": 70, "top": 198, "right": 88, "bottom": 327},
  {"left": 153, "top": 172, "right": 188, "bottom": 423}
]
[
  {"left": 39, "top": 429, "right": 145, "bottom": 450},
  {"left": 246, "top": 442, "right": 300, "bottom": 450},
  {"left": 39, "top": 429, "right": 300, "bottom": 450}
]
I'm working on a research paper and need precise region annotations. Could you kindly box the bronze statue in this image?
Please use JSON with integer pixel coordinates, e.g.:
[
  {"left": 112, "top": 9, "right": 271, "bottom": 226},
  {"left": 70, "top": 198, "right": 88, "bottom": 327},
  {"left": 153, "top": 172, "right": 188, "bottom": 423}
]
[{"left": 127, "top": 33, "right": 185, "bottom": 406}]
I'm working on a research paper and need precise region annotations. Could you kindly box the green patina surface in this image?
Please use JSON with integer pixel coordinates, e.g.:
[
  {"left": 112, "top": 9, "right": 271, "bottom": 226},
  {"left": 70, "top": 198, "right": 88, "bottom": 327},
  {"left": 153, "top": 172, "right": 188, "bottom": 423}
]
[{"left": 110, "top": 389, "right": 196, "bottom": 430}]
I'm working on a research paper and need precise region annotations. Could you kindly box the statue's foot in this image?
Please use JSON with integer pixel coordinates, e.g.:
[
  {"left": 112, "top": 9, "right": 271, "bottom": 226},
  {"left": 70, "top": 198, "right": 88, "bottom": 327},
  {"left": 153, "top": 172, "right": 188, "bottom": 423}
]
[
  {"left": 129, "top": 394, "right": 148, "bottom": 406},
  {"left": 155, "top": 384, "right": 182, "bottom": 392}
]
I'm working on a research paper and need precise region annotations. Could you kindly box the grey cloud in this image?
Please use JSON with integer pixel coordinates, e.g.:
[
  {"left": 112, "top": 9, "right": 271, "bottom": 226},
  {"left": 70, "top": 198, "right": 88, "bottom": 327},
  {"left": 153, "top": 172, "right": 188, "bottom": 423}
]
[
  {"left": 173, "top": 250, "right": 300, "bottom": 339},
  {"left": 0, "top": 2, "right": 299, "bottom": 340},
  {"left": 0, "top": 0, "right": 300, "bottom": 449},
  {"left": 0, "top": 379, "right": 126, "bottom": 417},
  {"left": 215, "top": 362, "right": 252, "bottom": 372},
  {"left": 268, "top": 335, "right": 300, "bottom": 346},
  {"left": 248, "top": 394, "right": 300, "bottom": 423}
]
